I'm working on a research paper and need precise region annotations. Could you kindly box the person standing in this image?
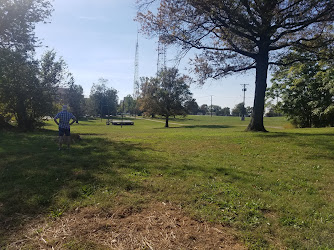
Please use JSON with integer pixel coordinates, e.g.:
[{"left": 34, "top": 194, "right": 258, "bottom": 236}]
[{"left": 54, "top": 105, "right": 76, "bottom": 150}]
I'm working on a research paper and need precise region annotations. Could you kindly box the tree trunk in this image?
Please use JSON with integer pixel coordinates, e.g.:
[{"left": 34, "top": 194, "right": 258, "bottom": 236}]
[
  {"left": 165, "top": 115, "right": 169, "bottom": 127},
  {"left": 246, "top": 51, "right": 269, "bottom": 132},
  {"left": 16, "top": 100, "right": 28, "bottom": 130}
]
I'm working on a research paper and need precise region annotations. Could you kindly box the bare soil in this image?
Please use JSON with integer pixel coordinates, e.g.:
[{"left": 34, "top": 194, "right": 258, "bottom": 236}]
[{"left": 6, "top": 202, "right": 246, "bottom": 249}]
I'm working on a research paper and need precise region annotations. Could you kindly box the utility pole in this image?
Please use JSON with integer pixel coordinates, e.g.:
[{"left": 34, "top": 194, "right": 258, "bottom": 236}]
[
  {"left": 121, "top": 98, "right": 125, "bottom": 128},
  {"left": 210, "top": 95, "right": 213, "bottom": 117},
  {"left": 241, "top": 84, "right": 249, "bottom": 121}
]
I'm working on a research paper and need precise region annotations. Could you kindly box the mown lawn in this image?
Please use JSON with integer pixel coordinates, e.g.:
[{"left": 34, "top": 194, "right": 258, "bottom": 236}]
[{"left": 0, "top": 116, "right": 333, "bottom": 249}]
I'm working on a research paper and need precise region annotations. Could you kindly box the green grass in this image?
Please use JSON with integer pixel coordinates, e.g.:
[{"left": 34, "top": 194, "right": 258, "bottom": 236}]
[{"left": 0, "top": 116, "right": 333, "bottom": 249}]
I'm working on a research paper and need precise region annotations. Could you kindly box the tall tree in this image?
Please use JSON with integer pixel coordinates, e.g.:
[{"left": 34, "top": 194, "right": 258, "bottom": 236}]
[
  {"left": 137, "top": 0, "right": 334, "bottom": 131},
  {"left": 0, "top": 0, "right": 53, "bottom": 52}
]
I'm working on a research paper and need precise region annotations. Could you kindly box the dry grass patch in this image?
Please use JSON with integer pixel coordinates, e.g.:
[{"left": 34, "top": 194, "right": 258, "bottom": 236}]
[{"left": 7, "top": 202, "right": 245, "bottom": 249}]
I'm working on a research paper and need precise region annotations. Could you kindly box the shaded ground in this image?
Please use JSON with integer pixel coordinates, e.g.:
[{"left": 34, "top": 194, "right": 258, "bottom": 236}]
[{"left": 6, "top": 202, "right": 245, "bottom": 249}]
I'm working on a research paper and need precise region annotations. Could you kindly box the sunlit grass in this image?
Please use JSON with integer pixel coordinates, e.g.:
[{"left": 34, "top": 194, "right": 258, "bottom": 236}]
[{"left": 0, "top": 116, "right": 333, "bottom": 249}]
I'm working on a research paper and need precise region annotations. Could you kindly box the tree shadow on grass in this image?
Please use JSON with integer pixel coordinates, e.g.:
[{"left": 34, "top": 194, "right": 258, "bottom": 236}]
[
  {"left": 0, "top": 130, "right": 155, "bottom": 245},
  {"left": 153, "top": 125, "right": 233, "bottom": 130},
  {"left": 183, "top": 125, "right": 233, "bottom": 129},
  {"left": 255, "top": 131, "right": 334, "bottom": 160}
]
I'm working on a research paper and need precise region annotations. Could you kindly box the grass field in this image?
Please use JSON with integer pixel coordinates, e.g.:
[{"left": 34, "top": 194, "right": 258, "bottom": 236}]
[{"left": 0, "top": 116, "right": 333, "bottom": 249}]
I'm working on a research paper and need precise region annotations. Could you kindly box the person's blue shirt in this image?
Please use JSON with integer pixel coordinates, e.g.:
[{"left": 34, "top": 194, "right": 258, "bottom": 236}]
[{"left": 54, "top": 110, "right": 76, "bottom": 129}]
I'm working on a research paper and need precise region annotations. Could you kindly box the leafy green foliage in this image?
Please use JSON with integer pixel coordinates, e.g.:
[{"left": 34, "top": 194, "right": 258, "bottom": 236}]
[
  {"left": 119, "top": 95, "right": 137, "bottom": 115},
  {"left": 0, "top": 0, "right": 53, "bottom": 52},
  {"left": 269, "top": 49, "right": 334, "bottom": 127},
  {"left": 138, "top": 67, "right": 193, "bottom": 127},
  {"left": 184, "top": 98, "right": 199, "bottom": 115},
  {"left": 0, "top": 49, "right": 71, "bottom": 130},
  {"left": 232, "top": 102, "right": 247, "bottom": 117},
  {"left": 89, "top": 78, "right": 118, "bottom": 117},
  {"left": 67, "top": 81, "right": 85, "bottom": 118}
]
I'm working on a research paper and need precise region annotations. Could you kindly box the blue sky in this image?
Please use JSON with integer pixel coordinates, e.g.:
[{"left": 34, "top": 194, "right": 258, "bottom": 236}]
[{"left": 35, "top": 0, "right": 257, "bottom": 109}]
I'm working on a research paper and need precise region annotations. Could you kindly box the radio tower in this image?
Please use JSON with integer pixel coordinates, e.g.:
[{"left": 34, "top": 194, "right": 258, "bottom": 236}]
[
  {"left": 157, "top": 35, "right": 167, "bottom": 74},
  {"left": 133, "top": 32, "right": 140, "bottom": 99}
]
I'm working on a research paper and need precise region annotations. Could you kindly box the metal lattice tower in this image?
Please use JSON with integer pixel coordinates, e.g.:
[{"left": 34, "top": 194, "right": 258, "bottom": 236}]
[
  {"left": 157, "top": 35, "right": 167, "bottom": 75},
  {"left": 133, "top": 33, "right": 140, "bottom": 99}
]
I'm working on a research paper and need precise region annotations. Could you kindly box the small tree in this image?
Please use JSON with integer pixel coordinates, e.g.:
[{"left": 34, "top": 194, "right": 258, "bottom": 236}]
[
  {"left": 67, "top": 80, "right": 85, "bottom": 119},
  {"left": 211, "top": 105, "right": 222, "bottom": 116},
  {"left": 138, "top": 68, "right": 193, "bottom": 127},
  {"left": 221, "top": 107, "right": 231, "bottom": 116},
  {"left": 232, "top": 103, "right": 247, "bottom": 117},
  {"left": 199, "top": 104, "right": 208, "bottom": 115},
  {"left": 184, "top": 98, "right": 199, "bottom": 115},
  {"left": 122, "top": 95, "right": 137, "bottom": 115},
  {"left": 89, "top": 78, "right": 118, "bottom": 118}
]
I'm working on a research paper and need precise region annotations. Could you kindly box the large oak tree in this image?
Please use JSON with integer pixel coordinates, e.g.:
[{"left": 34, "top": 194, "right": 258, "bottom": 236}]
[{"left": 137, "top": 0, "right": 334, "bottom": 131}]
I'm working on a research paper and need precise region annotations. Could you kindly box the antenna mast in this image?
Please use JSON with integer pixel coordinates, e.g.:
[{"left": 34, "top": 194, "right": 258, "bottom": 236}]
[
  {"left": 157, "top": 34, "right": 167, "bottom": 74},
  {"left": 133, "top": 32, "right": 140, "bottom": 100}
]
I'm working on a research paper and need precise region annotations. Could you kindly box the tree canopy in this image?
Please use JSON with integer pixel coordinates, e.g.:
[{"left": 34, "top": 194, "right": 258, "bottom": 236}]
[
  {"left": 0, "top": 0, "right": 53, "bottom": 52},
  {"left": 0, "top": 50, "right": 69, "bottom": 130},
  {"left": 268, "top": 44, "right": 334, "bottom": 127},
  {"left": 89, "top": 78, "right": 118, "bottom": 118},
  {"left": 137, "top": 0, "right": 334, "bottom": 131},
  {"left": 138, "top": 67, "right": 193, "bottom": 127},
  {"left": 68, "top": 80, "right": 85, "bottom": 119},
  {"left": 0, "top": 0, "right": 55, "bottom": 130},
  {"left": 120, "top": 95, "right": 137, "bottom": 115}
]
